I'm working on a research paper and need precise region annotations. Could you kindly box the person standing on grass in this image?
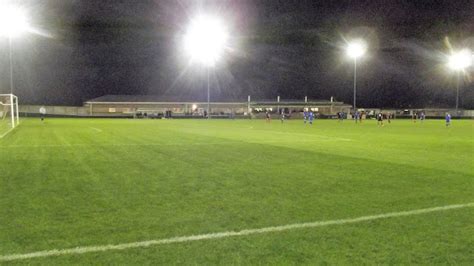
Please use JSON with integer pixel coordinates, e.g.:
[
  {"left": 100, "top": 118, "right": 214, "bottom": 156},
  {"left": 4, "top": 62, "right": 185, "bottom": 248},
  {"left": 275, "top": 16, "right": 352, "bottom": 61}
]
[
  {"left": 303, "top": 110, "right": 308, "bottom": 124},
  {"left": 354, "top": 111, "right": 360, "bottom": 123},
  {"left": 377, "top": 112, "right": 384, "bottom": 126},
  {"left": 280, "top": 109, "right": 285, "bottom": 123},
  {"left": 445, "top": 112, "right": 451, "bottom": 127},
  {"left": 265, "top": 111, "right": 271, "bottom": 123},
  {"left": 39, "top": 106, "right": 46, "bottom": 121},
  {"left": 420, "top": 111, "right": 425, "bottom": 123},
  {"left": 309, "top": 111, "right": 314, "bottom": 125}
]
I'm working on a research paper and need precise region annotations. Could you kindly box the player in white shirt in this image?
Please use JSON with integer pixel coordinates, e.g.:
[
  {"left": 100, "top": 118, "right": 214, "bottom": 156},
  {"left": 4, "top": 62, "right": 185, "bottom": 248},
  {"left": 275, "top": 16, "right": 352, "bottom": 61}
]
[{"left": 39, "top": 106, "right": 46, "bottom": 121}]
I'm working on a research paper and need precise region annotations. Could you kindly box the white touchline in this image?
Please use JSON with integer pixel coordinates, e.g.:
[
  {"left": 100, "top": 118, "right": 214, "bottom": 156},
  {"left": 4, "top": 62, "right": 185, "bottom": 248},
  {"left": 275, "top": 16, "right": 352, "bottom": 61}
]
[
  {"left": 1, "top": 202, "right": 473, "bottom": 262},
  {"left": 89, "top": 127, "right": 103, "bottom": 132}
]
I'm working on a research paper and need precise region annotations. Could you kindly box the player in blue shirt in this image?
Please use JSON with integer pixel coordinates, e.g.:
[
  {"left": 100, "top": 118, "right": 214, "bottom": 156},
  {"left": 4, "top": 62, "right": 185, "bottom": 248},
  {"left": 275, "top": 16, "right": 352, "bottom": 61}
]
[
  {"left": 309, "top": 111, "right": 314, "bottom": 125},
  {"left": 303, "top": 110, "right": 308, "bottom": 124},
  {"left": 445, "top": 113, "right": 451, "bottom": 127}
]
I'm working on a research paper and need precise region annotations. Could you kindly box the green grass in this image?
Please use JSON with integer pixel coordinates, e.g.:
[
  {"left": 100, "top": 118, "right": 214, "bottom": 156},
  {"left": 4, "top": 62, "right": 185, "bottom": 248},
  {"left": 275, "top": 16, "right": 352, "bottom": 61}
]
[
  {"left": 0, "top": 118, "right": 473, "bottom": 264},
  {"left": 0, "top": 118, "right": 13, "bottom": 137}
]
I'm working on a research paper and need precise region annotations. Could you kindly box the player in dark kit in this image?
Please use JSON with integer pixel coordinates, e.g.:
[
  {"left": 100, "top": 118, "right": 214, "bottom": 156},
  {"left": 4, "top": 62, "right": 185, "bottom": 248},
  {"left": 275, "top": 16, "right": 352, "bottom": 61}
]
[{"left": 377, "top": 113, "right": 384, "bottom": 126}]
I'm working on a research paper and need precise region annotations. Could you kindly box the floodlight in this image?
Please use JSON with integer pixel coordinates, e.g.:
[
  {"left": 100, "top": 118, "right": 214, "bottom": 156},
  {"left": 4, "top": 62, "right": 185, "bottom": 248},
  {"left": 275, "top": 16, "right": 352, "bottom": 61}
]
[
  {"left": 184, "top": 15, "right": 228, "bottom": 66},
  {"left": 0, "top": 4, "right": 29, "bottom": 38},
  {"left": 346, "top": 40, "right": 366, "bottom": 59},
  {"left": 448, "top": 49, "right": 472, "bottom": 70},
  {"left": 345, "top": 39, "right": 366, "bottom": 111}
]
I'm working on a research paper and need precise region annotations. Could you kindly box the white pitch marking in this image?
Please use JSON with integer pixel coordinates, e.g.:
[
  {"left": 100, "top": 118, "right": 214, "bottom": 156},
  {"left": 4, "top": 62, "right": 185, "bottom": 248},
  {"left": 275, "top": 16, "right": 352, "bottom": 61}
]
[
  {"left": 1, "top": 139, "right": 339, "bottom": 148},
  {"left": 1, "top": 202, "right": 472, "bottom": 262},
  {"left": 246, "top": 128, "right": 352, "bottom": 142},
  {"left": 0, "top": 125, "right": 18, "bottom": 139},
  {"left": 89, "top": 127, "right": 103, "bottom": 132}
]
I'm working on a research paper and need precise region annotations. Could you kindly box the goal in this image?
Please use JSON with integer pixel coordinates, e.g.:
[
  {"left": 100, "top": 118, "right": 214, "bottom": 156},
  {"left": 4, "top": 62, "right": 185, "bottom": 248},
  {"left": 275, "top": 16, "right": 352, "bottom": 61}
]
[{"left": 0, "top": 94, "right": 19, "bottom": 138}]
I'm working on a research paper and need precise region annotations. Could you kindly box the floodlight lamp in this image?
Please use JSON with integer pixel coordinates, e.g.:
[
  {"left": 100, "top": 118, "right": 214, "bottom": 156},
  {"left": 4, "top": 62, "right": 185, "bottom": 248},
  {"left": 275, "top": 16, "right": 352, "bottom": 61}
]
[
  {"left": 0, "top": 4, "right": 29, "bottom": 38},
  {"left": 184, "top": 15, "right": 228, "bottom": 66},
  {"left": 448, "top": 49, "right": 472, "bottom": 71},
  {"left": 346, "top": 40, "right": 366, "bottom": 59}
]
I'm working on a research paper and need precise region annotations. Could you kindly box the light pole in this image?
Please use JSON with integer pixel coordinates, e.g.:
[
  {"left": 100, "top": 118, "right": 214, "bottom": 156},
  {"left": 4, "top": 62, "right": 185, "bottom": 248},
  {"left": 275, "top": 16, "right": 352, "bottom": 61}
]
[
  {"left": 9, "top": 36, "right": 14, "bottom": 94},
  {"left": 0, "top": 4, "right": 29, "bottom": 94},
  {"left": 447, "top": 49, "right": 472, "bottom": 114},
  {"left": 346, "top": 40, "right": 366, "bottom": 113},
  {"left": 207, "top": 67, "right": 210, "bottom": 118},
  {"left": 353, "top": 57, "right": 357, "bottom": 111},
  {"left": 455, "top": 71, "right": 460, "bottom": 112},
  {"left": 184, "top": 15, "right": 228, "bottom": 119}
]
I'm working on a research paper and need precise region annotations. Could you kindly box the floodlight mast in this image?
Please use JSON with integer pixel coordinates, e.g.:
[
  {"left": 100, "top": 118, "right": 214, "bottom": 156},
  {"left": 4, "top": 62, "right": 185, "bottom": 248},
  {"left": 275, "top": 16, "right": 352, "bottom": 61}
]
[
  {"left": 207, "top": 67, "right": 210, "bottom": 118},
  {"left": 346, "top": 40, "right": 366, "bottom": 113},
  {"left": 0, "top": 4, "right": 29, "bottom": 94},
  {"left": 353, "top": 57, "right": 357, "bottom": 112},
  {"left": 184, "top": 15, "right": 228, "bottom": 119},
  {"left": 9, "top": 37, "right": 13, "bottom": 94},
  {"left": 455, "top": 71, "right": 460, "bottom": 113},
  {"left": 447, "top": 49, "right": 472, "bottom": 113}
]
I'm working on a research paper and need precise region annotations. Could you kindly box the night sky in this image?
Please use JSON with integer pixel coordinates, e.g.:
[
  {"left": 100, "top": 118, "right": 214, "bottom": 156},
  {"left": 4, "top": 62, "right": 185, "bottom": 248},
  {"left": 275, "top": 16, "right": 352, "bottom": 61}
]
[{"left": 0, "top": 0, "right": 473, "bottom": 108}]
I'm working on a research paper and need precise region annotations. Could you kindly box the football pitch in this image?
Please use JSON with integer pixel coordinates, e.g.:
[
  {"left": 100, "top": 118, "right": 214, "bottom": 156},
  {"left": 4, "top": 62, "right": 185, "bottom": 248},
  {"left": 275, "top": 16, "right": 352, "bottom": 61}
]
[{"left": 0, "top": 118, "right": 473, "bottom": 264}]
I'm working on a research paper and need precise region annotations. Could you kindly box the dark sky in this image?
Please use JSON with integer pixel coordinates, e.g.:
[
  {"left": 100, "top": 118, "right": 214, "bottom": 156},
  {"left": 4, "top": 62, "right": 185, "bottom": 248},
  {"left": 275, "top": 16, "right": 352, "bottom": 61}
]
[{"left": 0, "top": 0, "right": 473, "bottom": 108}]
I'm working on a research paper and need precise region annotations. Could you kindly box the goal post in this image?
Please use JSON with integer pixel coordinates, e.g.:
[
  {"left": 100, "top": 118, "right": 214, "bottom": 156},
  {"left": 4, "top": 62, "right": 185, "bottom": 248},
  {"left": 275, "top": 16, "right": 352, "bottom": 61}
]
[{"left": 0, "top": 94, "right": 19, "bottom": 138}]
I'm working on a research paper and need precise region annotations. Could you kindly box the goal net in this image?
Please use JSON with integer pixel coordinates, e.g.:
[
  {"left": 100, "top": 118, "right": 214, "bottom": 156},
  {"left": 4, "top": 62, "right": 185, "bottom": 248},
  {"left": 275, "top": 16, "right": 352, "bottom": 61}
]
[{"left": 0, "top": 94, "right": 19, "bottom": 138}]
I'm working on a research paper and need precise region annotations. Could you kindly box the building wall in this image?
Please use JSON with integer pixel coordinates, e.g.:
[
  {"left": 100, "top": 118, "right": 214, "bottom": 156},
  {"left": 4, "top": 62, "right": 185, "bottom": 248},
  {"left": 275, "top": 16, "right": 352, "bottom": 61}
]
[
  {"left": 85, "top": 103, "right": 249, "bottom": 116},
  {"left": 20, "top": 105, "right": 91, "bottom": 116},
  {"left": 19, "top": 104, "right": 472, "bottom": 118}
]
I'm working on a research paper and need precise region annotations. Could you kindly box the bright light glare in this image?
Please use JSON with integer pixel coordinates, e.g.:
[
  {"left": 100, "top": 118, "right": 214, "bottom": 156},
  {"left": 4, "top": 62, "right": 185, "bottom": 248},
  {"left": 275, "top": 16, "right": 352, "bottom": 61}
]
[
  {"left": 184, "top": 15, "right": 228, "bottom": 66},
  {"left": 448, "top": 49, "right": 472, "bottom": 70},
  {"left": 0, "top": 4, "right": 29, "bottom": 38},
  {"left": 346, "top": 40, "right": 366, "bottom": 59}
]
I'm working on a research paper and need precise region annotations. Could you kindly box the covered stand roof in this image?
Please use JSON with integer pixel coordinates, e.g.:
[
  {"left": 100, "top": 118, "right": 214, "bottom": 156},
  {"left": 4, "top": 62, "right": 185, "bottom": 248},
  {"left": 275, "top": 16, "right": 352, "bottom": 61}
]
[{"left": 85, "top": 95, "right": 349, "bottom": 106}]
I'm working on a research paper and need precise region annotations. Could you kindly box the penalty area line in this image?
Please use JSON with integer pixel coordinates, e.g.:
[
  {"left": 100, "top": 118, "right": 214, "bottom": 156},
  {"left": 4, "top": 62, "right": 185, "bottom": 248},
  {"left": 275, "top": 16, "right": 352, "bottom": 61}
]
[{"left": 1, "top": 202, "right": 473, "bottom": 262}]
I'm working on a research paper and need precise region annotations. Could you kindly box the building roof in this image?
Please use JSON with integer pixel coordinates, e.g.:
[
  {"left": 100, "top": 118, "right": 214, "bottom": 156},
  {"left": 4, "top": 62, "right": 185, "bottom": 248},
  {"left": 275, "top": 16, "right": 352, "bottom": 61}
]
[
  {"left": 86, "top": 95, "right": 209, "bottom": 103},
  {"left": 85, "top": 95, "right": 349, "bottom": 106}
]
